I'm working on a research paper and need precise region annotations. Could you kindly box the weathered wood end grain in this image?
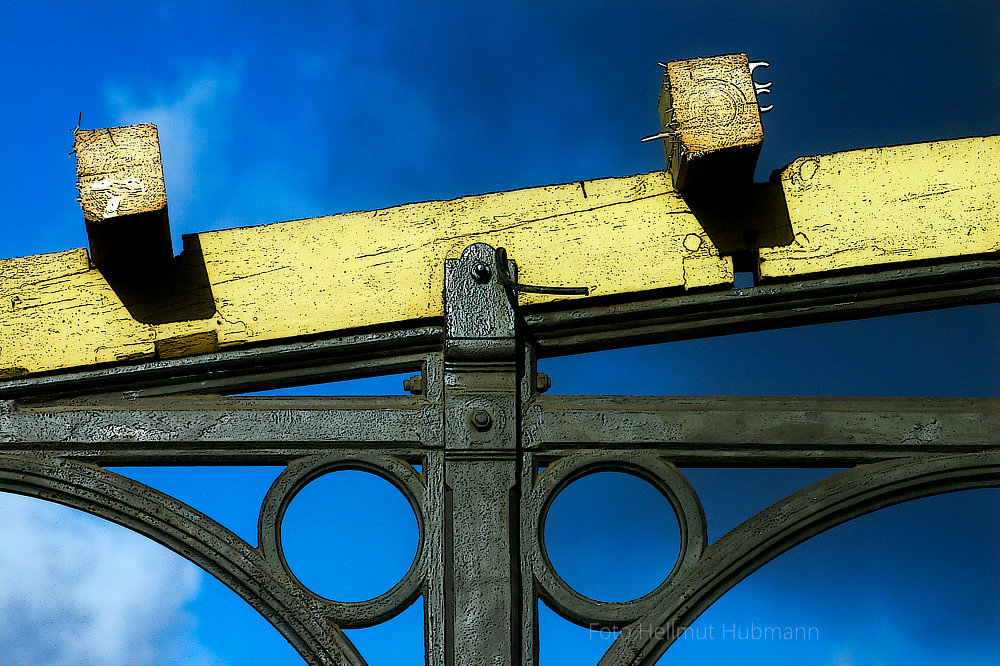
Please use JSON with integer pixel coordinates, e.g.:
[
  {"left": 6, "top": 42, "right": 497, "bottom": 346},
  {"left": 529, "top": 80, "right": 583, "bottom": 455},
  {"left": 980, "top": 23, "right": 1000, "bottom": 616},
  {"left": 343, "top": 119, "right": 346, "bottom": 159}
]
[
  {"left": 658, "top": 53, "right": 764, "bottom": 191},
  {"left": 3, "top": 127, "right": 996, "bottom": 379},
  {"left": 74, "top": 124, "right": 172, "bottom": 273}
]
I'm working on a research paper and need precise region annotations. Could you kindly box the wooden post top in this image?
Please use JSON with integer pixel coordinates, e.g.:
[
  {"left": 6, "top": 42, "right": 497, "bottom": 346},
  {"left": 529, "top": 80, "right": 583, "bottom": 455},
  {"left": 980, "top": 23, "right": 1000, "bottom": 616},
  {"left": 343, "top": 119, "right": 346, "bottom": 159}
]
[
  {"left": 656, "top": 53, "right": 765, "bottom": 191},
  {"left": 74, "top": 124, "right": 172, "bottom": 273},
  {"left": 0, "top": 58, "right": 995, "bottom": 380}
]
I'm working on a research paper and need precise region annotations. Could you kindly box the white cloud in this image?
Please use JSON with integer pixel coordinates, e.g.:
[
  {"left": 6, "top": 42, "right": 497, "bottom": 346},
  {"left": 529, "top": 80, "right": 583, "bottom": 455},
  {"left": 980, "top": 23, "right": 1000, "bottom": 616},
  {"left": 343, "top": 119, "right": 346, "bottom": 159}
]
[
  {"left": 0, "top": 493, "right": 220, "bottom": 666},
  {"left": 105, "top": 60, "right": 244, "bottom": 246}
]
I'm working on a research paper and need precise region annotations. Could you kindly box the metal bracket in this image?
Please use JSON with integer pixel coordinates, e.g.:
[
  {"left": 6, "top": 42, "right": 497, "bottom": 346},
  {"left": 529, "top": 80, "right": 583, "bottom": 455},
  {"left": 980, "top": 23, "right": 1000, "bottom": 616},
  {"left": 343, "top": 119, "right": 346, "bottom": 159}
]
[{"left": 0, "top": 241, "right": 996, "bottom": 666}]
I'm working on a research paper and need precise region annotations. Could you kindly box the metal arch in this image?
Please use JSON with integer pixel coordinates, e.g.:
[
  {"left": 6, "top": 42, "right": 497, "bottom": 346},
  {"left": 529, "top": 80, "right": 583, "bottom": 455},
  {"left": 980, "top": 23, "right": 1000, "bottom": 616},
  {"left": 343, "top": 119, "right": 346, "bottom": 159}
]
[
  {"left": 0, "top": 454, "right": 367, "bottom": 666},
  {"left": 0, "top": 242, "right": 996, "bottom": 665},
  {"left": 597, "top": 452, "right": 1000, "bottom": 666}
]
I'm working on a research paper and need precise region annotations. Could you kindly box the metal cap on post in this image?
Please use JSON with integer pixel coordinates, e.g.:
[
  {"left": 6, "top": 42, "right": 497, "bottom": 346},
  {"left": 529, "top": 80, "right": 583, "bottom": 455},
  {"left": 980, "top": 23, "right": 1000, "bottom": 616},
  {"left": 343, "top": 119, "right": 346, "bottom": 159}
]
[{"left": 440, "top": 242, "right": 523, "bottom": 665}]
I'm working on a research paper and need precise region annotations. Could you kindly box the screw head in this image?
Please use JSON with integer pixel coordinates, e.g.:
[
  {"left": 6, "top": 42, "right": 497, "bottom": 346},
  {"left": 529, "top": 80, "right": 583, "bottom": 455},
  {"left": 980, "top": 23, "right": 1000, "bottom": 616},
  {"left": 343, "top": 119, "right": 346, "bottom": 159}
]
[
  {"left": 470, "top": 409, "right": 493, "bottom": 431},
  {"left": 471, "top": 262, "right": 492, "bottom": 284}
]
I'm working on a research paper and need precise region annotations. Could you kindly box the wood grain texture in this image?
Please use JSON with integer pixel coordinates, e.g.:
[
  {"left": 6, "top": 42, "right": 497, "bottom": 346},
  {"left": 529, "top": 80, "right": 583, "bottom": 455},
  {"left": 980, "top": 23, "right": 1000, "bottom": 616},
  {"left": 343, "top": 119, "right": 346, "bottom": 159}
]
[
  {"left": 75, "top": 125, "right": 167, "bottom": 221},
  {"left": 4, "top": 134, "right": 995, "bottom": 379},
  {"left": 0, "top": 248, "right": 225, "bottom": 377},
  {"left": 760, "top": 135, "right": 1000, "bottom": 279},
  {"left": 1, "top": 172, "right": 731, "bottom": 377},
  {"left": 658, "top": 53, "right": 763, "bottom": 191}
]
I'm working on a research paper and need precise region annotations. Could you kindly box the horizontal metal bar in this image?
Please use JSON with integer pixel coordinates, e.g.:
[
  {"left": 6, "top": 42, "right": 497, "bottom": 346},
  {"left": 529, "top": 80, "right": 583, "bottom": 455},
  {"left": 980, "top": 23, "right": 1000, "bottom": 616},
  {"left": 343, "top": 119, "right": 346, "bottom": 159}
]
[
  {"left": 0, "top": 445, "right": 431, "bottom": 466},
  {"left": 524, "top": 258, "right": 1000, "bottom": 356},
  {"left": 0, "top": 326, "right": 440, "bottom": 401},
  {"left": 0, "top": 396, "right": 443, "bottom": 456},
  {"left": 1, "top": 259, "right": 995, "bottom": 399},
  {"left": 4, "top": 393, "right": 997, "bottom": 466},
  {"left": 524, "top": 395, "right": 1000, "bottom": 465}
]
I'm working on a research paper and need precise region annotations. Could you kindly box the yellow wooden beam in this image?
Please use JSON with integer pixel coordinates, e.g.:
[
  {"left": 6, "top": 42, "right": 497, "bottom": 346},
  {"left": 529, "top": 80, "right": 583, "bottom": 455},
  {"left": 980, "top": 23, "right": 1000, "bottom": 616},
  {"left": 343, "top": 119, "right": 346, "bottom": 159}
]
[
  {"left": 0, "top": 172, "right": 731, "bottom": 378},
  {"left": 760, "top": 135, "right": 1000, "bottom": 279},
  {"left": 2, "top": 133, "right": 997, "bottom": 380}
]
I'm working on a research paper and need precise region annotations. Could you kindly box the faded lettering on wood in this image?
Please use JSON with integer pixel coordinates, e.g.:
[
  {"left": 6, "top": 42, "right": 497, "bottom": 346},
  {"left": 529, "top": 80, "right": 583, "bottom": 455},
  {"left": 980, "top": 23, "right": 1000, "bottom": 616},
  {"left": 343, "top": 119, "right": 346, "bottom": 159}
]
[{"left": 74, "top": 124, "right": 172, "bottom": 273}]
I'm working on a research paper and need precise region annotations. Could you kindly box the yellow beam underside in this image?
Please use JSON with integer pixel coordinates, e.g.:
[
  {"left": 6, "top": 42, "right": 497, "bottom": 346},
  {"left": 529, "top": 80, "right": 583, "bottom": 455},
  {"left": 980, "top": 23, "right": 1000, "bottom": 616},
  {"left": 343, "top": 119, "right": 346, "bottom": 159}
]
[
  {"left": 1, "top": 172, "right": 731, "bottom": 377},
  {"left": 761, "top": 135, "right": 999, "bottom": 279}
]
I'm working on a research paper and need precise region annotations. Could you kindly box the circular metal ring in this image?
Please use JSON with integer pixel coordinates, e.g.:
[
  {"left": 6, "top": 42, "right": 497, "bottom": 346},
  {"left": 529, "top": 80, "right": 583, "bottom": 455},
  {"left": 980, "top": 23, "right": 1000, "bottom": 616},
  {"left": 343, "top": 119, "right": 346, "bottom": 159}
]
[
  {"left": 526, "top": 452, "right": 707, "bottom": 629},
  {"left": 258, "top": 452, "right": 424, "bottom": 629}
]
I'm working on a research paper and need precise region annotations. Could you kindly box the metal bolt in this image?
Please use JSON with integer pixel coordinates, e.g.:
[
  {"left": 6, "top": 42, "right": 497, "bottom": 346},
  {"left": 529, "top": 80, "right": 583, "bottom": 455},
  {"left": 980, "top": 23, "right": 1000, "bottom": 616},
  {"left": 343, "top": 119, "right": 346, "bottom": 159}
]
[
  {"left": 471, "top": 262, "right": 492, "bottom": 284},
  {"left": 402, "top": 374, "right": 424, "bottom": 395},
  {"left": 470, "top": 409, "right": 493, "bottom": 431},
  {"left": 535, "top": 372, "right": 551, "bottom": 394}
]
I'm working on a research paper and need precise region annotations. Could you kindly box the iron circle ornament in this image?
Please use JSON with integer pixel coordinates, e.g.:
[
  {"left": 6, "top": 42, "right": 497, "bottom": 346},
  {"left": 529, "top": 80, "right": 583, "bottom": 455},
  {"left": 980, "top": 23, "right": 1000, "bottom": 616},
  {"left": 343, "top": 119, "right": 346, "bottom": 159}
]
[
  {"left": 258, "top": 452, "right": 425, "bottom": 629},
  {"left": 526, "top": 452, "right": 707, "bottom": 629}
]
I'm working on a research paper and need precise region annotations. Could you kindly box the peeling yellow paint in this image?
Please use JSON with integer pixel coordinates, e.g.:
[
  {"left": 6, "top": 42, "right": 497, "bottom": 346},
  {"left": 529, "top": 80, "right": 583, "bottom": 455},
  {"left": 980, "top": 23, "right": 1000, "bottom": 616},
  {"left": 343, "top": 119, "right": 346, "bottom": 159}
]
[
  {"left": 0, "top": 171, "right": 730, "bottom": 376},
  {"left": 3, "top": 134, "right": 995, "bottom": 379},
  {"left": 196, "top": 172, "right": 732, "bottom": 344}
]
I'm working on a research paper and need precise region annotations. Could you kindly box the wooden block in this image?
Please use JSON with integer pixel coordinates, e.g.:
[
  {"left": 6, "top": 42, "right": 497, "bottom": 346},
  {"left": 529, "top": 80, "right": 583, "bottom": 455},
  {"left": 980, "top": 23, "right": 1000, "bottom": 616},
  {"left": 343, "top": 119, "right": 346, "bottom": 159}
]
[
  {"left": 74, "top": 124, "right": 172, "bottom": 273},
  {"left": 759, "top": 135, "right": 1000, "bottom": 280},
  {"left": 657, "top": 53, "right": 764, "bottom": 191}
]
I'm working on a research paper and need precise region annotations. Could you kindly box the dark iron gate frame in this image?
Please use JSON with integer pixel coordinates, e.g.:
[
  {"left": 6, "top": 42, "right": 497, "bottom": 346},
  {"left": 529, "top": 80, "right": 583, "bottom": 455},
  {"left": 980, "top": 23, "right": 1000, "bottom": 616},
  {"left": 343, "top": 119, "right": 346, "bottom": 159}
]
[{"left": 2, "top": 244, "right": 998, "bottom": 665}]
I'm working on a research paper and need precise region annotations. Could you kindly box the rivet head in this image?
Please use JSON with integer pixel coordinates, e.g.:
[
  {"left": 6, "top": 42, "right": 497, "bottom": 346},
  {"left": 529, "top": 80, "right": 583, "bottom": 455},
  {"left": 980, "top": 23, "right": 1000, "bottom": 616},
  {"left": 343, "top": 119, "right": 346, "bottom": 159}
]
[
  {"left": 534, "top": 372, "right": 552, "bottom": 394},
  {"left": 471, "top": 262, "right": 492, "bottom": 284},
  {"left": 470, "top": 409, "right": 493, "bottom": 431}
]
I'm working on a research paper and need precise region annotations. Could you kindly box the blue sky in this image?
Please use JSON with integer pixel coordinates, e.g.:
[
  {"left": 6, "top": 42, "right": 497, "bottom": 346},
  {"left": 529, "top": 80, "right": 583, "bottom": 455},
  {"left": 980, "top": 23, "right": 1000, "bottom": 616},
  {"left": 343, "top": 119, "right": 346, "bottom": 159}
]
[{"left": 1, "top": 1, "right": 998, "bottom": 664}]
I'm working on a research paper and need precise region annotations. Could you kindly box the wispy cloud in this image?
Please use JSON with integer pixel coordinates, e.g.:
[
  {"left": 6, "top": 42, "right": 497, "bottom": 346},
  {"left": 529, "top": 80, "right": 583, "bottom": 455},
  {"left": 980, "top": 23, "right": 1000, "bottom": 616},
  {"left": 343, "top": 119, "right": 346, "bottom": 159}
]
[
  {"left": 94, "top": 4, "right": 620, "bottom": 246},
  {"left": 105, "top": 60, "right": 243, "bottom": 248},
  {"left": 0, "top": 493, "right": 219, "bottom": 666}
]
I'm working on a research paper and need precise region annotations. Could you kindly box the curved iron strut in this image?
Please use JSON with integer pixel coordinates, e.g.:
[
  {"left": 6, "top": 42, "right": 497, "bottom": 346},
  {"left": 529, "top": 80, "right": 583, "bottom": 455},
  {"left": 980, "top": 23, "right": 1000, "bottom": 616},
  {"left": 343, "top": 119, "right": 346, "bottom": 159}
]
[{"left": 0, "top": 243, "right": 997, "bottom": 665}]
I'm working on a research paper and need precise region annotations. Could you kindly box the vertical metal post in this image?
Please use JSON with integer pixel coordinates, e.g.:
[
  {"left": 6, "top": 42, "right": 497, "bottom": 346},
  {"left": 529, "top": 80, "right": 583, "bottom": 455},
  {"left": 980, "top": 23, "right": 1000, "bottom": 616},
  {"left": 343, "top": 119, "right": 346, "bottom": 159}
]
[{"left": 439, "top": 243, "right": 523, "bottom": 665}]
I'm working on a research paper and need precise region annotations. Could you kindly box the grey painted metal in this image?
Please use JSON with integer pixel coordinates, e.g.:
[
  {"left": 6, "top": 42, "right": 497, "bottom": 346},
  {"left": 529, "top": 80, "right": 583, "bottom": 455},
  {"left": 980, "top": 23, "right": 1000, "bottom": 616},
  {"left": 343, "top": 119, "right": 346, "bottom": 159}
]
[
  {"left": 2, "top": 396, "right": 996, "bottom": 466},
  {"left": 440, "top": 243, "right": 523, "bottom": 665},
  {"left": 525, "top": 395, "right": 1000, "bottom": 464},
  {"left": 1, "top": 396, "right": 441, "bottom": 448},
  {"left": 0, "top": 242, "right": 996, "bottom": 665},
  {"left": 0, "top": 453, "right": 368, "bottom": 666},
  {"left": 258, "top": 452, "right": 428, "bottom": 630},
  {"left": 522, "top": 452, "right": 707, "bottom": 630},
  {"left": 597, "top": 452, "right": 1000, "bottom": 665},
  {"left": 526, "top": 257, "right": 1000, "bottom": 356}
]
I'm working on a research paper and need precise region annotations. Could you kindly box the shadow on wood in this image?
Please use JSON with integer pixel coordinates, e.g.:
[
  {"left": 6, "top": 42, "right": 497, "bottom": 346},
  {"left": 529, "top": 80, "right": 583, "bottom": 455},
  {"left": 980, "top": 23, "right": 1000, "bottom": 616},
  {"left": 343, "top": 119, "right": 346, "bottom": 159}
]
[
  {"left": 683, "top": 181, "right": 793, "bottom": 277},
  {"left": 102, "top": 234, "right": 217, "bottom": 325}
]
